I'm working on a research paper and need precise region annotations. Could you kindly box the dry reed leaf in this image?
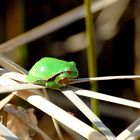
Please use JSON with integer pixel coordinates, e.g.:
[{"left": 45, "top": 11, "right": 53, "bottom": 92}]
[
  {"left": 0, "top": 83, "right": 45, "bottom": 94},
  {"left": 0, "top": 122, "right": 19, "bottom": 140},
  {"left": 126, "top": 125, "right": 140, "bottom": 140},
  {"left": 34, "top": 114, "right": 63, "bottom": 140},
  {"left": 3, "top": 103, "right": 52, "bottom": 140},
  {"left": 2, "top": 71, "right": 27, "bottom": 82},
  {"left": 15, "top": 91, "right": 106, "bottom": 140},
  {"left": 1, "top": 58, "right": 140, "bottom": 139},
  {"left": 40, "top": 89, "right": 64, "bottom": 140},
  {"left": 0, "top": 136, "right": 6, "bottom": 140},
  {"left": 0, "top": 67, "right": 63, "bottom": 140},
  {"left": 0, "top": 75, "right": 44, "bottom": 94},
  {"left": 4, "top": 104, "right": 36, "bottom": 140},
  {"left": 6, "top": 113, "right": 34, "bottom": 140},
  {"left": 0, "top": 94, "right": 15, "bottom": 110},
  {"left": 69, "top": 86, "right": 140, "bottom": 109},
  {"left": 0, "top": 0, "right": 119, "bottom": 54},
  {"left": 71, "top": 75, "right": 140, "bottom": 84},
  {"left": 96, "top": 0, "right": 130, "bottom": 40},
  {"left": 0, "top": 54, "right": 28, "bottom": 74},
  {"left": 61, "top": 87, "right": 116, "bottom": 140},
  {"left": 117, "top": 117, "right": 140, "bottom": 140}
]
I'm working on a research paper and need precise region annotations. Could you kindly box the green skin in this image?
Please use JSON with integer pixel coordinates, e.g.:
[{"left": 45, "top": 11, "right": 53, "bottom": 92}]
[{"left": 26, "top": 57, "right": 79, "bottom": 88}]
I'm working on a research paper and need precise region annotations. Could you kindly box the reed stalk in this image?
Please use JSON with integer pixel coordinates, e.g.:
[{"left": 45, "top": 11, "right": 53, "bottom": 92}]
[{"left": 84, "top": 0, "right": 99, "bottom": 116}]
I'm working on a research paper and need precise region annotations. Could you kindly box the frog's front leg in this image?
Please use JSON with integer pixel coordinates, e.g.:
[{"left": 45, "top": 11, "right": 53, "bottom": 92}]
[
  {"left": 55, "top": 72, "right": 72, "bottom": 86},
  {"left": 45, "top": 81, "right": 63, "bottom": 89}
]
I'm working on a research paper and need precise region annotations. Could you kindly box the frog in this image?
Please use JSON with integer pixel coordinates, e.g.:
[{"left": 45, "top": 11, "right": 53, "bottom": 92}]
[{"left": 26, "top": 57, "right": 79, "bottom": 89}]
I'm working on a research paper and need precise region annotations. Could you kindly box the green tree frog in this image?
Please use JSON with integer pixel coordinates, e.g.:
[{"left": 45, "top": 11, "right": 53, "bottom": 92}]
[{"left": 26, "top": 57, "right": 79, "bottom": 88}]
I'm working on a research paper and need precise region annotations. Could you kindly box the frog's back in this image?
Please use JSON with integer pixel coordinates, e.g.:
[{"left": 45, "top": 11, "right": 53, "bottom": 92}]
[{"left": 28, "top": 57, "right": 74, "bottom": 81}]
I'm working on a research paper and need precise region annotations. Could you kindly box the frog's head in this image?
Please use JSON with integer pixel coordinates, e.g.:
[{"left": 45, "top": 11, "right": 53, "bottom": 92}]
[{"left": 55, "top": 61, "right": 79, "bottom": 85}]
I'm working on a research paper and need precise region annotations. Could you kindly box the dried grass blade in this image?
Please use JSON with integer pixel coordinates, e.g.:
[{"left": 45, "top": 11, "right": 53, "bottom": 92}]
[
  {"left": 70, "top": 86, "right": 140, "bottom": 109},
  {"left": 126, "top": 124, "right": 140, "bottom": 140},
  {"left": 0, "top": 54, "right": 28, "bottom": 74},
  {"left": 1, "top": 68, "right": 64, "bottom": 140},
  {"left": 0, "top": 93, "right": 15, "bottom": 110},
  {"left": 0, "top": 72, "right": 44, "bottom": 94},
  {"left": 0, "top": 76, "right": 20, "bottom": 86},
  {"left": 15, "top": 91, "right": 106, "bottom": 140},
  {"left": 4, "top": 104, "right": 52, "bottom": 140},
  {"left": 117, "top": 117, "right": 140, "bottom": 140},
  {"left": 61, "top": 87, "right": 116, "bottom": 140},
  {"left": 70, "top": 75, "right": 140, "bottom": 84},
  {"left": 0, "top": 0, "right": 119, "bottom": 53},
  {"left": 0, "top": 55, "right": 63, "bottom": 140},
  {"left": 41, "top": 89, "right": 64, "bottom": 140},
  {"left": 0, "top": 84, "right": 45, "bottom": 94},
  {"left": 0, "top": 122, "right": 19, "bottom": 140},
  {"left": 2, "top": 72, "right": 27, "bottom": 83}
]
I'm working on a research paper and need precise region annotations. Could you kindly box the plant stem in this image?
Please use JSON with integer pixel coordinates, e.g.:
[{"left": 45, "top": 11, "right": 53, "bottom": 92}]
[{"left": 84, "top": 0, "right": 99, "bottom": 116}]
